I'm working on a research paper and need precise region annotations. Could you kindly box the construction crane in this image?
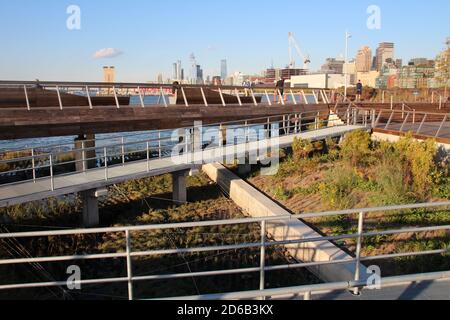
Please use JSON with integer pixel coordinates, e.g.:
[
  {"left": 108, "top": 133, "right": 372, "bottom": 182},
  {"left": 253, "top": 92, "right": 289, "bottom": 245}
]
[{"left": 288, "top": 32, "right": 311, "bottom": 70}]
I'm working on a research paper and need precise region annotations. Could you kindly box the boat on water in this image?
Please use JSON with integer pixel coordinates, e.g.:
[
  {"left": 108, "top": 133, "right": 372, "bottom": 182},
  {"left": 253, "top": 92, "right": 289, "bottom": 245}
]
[{"left": 0, "top": 86, "right": 130, "bottom": 108}]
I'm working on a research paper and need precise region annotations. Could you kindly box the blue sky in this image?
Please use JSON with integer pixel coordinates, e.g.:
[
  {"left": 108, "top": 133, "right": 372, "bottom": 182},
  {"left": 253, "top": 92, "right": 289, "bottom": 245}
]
[{"left": 0, "top": 0, "right": 449, "bottom": 82}]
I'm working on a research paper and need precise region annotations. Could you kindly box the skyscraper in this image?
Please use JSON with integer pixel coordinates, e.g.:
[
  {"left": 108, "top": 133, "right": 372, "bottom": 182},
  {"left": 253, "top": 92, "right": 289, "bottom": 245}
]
[
  {"left": 172, "top": 63, "right": 178, "bottom": 81},
  {"left": 190, "top": 53, "right": 197, "bottom": 84},
  {"left": 221, "top": 59, "right": 227, "bottom": 82},
  {"left": 355, "top": 46, "right": 372, "bottom": 72},
  {"left": 376, "top": 42, "right": 395, "bottom": 71},
  {"left": 176, "top": 60, "right": 182, "bottom": 81},
  {"left": 103, "top": 66, "right": 116, "bottom": 83}
]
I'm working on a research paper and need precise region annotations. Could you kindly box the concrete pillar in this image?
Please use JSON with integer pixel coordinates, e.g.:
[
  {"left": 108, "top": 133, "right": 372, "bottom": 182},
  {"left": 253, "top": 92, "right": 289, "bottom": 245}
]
[
  {"left": 81, "top": 189, "right": 99, "bottom": 227},
  {"left": 74, "top": 134, "right": 96, "bottom": 172},
  {"left": 172, "top": 170, "right": 188, "bottom": 204}
]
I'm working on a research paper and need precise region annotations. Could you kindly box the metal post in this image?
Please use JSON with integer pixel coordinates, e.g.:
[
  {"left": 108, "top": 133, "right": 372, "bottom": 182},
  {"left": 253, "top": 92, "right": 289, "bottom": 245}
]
[
  {"left": 158, "top": 131, "right": 162, "bottom": 158},
  {"left": 160, "top": 87, "right": 168, "bottom": 107},
  {"left": 181, "top": 87, "right": 189, "bottom": 107},
  {"left": 416, "top": 114, "right": 427, "bottom": 135},
  {"left": 146, "top": 141, "right": 150, "bottom": 172},
  {"left": 138, "top": 87, "right": 145, "bottom": 108},
  {"left": 200, "top": 87, "right": 208, "bottom": 107},
  {"left": 81, "top": 141, "right": 86, "bottom": 173},
  {"left": 439, "top": 95, "right": 442, "bottom": 110},
  {"left": 113, "top": 86, "right": 120, "bottom": 109},
  {"left": 312, "top": 90, "right": 319, "bottom": 104},
  {"left": 264, "top": 90, "right": 272, "bottom": 106},
  {"left": 304, "top": 292, "right": 312, "bottom": 301},
  {"left": 49, "top": 154, "right": 54, "bottom": 191},
  {"left": 399, "top": 112, "right": 410, "bottom": 132},
  {"left": 24, "top": 85, "right": 31, "bottom": 111},
  {"left": 290, "top": 90, "right": 297, "bottom": 105},
  {"left": 56, "top": 86, "right": 63, "bottom": 110},
  {"left": 235, "top": 89, "right": 242, "bottom": 106},
  {"left": 121, "top": 137, "right": 125, "bottom": 166},
  {"left": 86, "top": 86, "right": 93, "bottom": 109},
  {"left": 104, "top": 147, "right": 108, "bottom": 181},
  {"left": 385, "top": 111, "right": 395, "bottom": 130},
  {"left": 250, "top": 89, "right": 258, "bottom": 106},
  {"left": 382, "top": 90, "right": 385, "bottom": 104},
  {"left": 301, "top": 90, "right": 308, "bottom": 105},
  {"left": 125, "top": 230, "right": 134, "bottom": 300},
  {"left": 353, "top": 211, "right": 364, "bottom": 296},
  {"left": 260, "top": 220, "right": 266, "bottom": 292},
  {"left": 390, "top": 95, "right": 394, "bottom": 110},
  {"left": 277, "top": 89, "right": 285, "bottom": 105},
  {"left": 435, "top": 115, "right": 448, "bottom": 138},
  {"left": 31, "top": 148, "right": 36, "bottom": 183},
  {"left": 218, "top": 88, "right": 226, "bottom": 106}
]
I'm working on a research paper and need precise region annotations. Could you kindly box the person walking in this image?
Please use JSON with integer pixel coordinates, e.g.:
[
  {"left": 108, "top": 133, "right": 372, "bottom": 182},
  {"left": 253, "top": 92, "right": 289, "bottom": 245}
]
[{"left": 356, "top": 80, "right": 363, "bottom": 102}]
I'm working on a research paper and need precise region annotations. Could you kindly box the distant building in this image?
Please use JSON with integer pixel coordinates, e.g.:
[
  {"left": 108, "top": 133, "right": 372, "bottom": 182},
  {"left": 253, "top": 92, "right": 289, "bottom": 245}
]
[
  {"left": 321, "top": 58, "right": 345, "bottom": 74},
  {"left": 356, "top": 46, "right": 372, "bottom": 72},
  {"left": 290, "top": 73, "right": 349, "bottom": 89},
  {"left": 103, "top": 66, "right": 116, "bottom": 83},
  {"left": 343, "top": 60, "right": 357, "bottom": 85},
  {"left": 196, "top": 65, "right": 204, "bottom": 84},
  {"left": 376, "top": 42, "right": 395, "bottom": 71},
  {"left": 357, "top": 71, "right": 380, "bottom": 88},
  {"left": 157, "top": 73, "right": 164, "bottom": 84},
  {"left": 376, "top": 63, "right": 398, "bottom": 89},
  {"left": 221, "top": 60, "right": 228, "bottom": 82},
  {"left": 397, "top": 65, "right": 435, "bottom": 89},
  {"left": 265, "top": 68, "right": 306, "bottom": 83},
  {"left": 408, "top": 58, "right": 434, "bottom": 67},
  {"left": 212, "top": 76, "right": 222, "bottom": 86},
  {"left": 172, "top": 63, "right": 178, "bottom": 81},
  {"left": 395, "top": 59, "right": 403, "bottom": 68}
]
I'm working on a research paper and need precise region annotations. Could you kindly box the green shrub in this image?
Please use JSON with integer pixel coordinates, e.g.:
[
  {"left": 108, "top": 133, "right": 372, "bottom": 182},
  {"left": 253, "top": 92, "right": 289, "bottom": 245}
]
[
  {"left": 340, "top": 130, "right": 372, "bottom": 167},
  {"left": 292, "top": 138, "right": 314, "bottom": 161},
  {"left": 319, "top": 166, "right": 362, "bottom": 209},
  {"left": 394, "top": 134, "right": 437, "bottom": 199}
]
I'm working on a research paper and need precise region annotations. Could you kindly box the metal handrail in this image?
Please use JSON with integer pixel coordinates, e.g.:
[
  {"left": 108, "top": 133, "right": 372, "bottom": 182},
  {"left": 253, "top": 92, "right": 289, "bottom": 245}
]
[
  {"left": 0, "top": 201, "right": 448, "bottom": 300},
  {"left": 0, "top": 108, "right": 359, "bottom": 189}
]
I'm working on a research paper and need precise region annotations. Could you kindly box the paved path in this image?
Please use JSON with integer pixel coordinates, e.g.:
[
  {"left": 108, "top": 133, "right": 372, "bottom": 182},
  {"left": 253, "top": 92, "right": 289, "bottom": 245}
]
[{"left": 0, "top": 125, "right": 364, "bottom": 207}]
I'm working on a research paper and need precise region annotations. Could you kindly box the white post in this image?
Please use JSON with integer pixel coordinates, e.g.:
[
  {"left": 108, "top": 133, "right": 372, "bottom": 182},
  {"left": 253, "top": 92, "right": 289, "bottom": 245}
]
[
  {"left": 113, "top": 86, "right": 120, "bottom": 109},
  {"left": 250, "top": 89, "right": 258, "bottom": 106},
  {"left": 290, "top": 90, "right": 297, "bottom": 105},
  {"left": 181, "top": 87, "right": 189, "bottom": 107},
  {"left": 200, "top": 87, "right": 208, "bottom": 106},
  {"left": 86, "top": 86, "right": 93, "bottom": 109},
  {"left": 31, "top": 148, "right": 36, "bottom": 183},
  {"left": 353, "top": 211, "right": 364, "bottom": 296},
  {"left": 125, "top": 230, "right": 134, "bottom": 300},
  {"left": 301, "top": 90, "right": 308, "bottom": 105},
  {"left": 260, "top": 220, "right": 266, "bottom": 292},
  {"left": 235, "top": 88, "right": 242, "bottom": 106},
  {"left": 49, "top": 154, "right": 54, "bottom": 191},
  {"left": 146, "top": 141, "right": 150, "bottom": 172},
  {"left": 160, "top": 87, "right": 168, "bottom": 107},
  {"left": 104, "top": 147, "right": 108, "bottom": 181},
  {"left": 264, "top": 90, "right": 272, "bottom": 106},
  {"left": 121, "top": 137, "right": 125, "bottom": 166},
  {"left": 24, "top": 85, "right": 31, "bottom": 111},
  {"left": 218, "top": 88, "right": 226, "bottom": 106},
  {"left": 56, "top": 86, "right": 63, "bottom": 110},
  {"left": 344, "top": 30, "right": 351, "bottom": 99},
  {"left": 138, "top": 86, "right": 145, "bottom": 108}
]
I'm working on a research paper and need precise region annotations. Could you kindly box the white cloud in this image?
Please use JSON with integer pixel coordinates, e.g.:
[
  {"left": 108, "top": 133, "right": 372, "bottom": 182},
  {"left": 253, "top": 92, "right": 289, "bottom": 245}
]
[{"left": 93, "top": 48, "right": 123, "bottom": 59}]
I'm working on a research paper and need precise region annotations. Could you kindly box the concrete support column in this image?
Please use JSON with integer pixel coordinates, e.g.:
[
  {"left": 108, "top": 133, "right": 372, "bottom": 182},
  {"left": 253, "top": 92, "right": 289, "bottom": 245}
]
[
  {"left": 74, "top": 134, "right": 96, "bottom": 172},
  {"left": 172, "top": 170, "right": 189, "bottom": 204},
  {"left": 81, "top": 189, "right": 99, "bottom": 227},
  {"left": 219, "top": 124, "right": 227, "bottom": 146}
]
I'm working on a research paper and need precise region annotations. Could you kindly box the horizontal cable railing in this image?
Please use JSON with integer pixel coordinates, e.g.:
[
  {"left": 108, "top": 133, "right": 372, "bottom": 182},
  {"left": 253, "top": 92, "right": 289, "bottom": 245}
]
[
  {"left": 0, "top": 201, "right": 449, "bottom": 300},
  {"left": 0, "top": 108, "right": 370, "bottom": 190}
]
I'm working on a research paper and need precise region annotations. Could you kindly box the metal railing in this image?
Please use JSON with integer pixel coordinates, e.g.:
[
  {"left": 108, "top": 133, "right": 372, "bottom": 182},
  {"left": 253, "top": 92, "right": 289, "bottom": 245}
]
[
  {"left": 0, "top": 80, "right": 336, "bottom": 110},
  {"left": 0, "top": 107, "right": 371, "bottom": 190},
  {"left": 0, "top": 201, "right": 449, "bottom": 300},
  {"left": 373, "top": 108, "right": 450, "bottom": 140}
]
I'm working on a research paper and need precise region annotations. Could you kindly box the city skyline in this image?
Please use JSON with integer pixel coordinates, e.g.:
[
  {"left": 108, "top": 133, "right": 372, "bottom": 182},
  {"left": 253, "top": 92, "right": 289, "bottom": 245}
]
[{"left": 0, "top": 0, "right": 449, "bottom": 82}]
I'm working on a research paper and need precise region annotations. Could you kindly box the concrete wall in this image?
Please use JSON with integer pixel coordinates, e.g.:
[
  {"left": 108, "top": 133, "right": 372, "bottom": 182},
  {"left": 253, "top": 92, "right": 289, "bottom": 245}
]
[
  {"left": 372, "top": 132, "right": 450, "bottom": 151},
  {"left": 202, "top": 163, "right": 367, "bottom": 283}
]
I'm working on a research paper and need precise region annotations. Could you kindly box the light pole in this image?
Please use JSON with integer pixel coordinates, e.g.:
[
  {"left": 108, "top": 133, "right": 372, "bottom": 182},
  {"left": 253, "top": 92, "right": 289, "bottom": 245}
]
[{"left": 344, "top": 30, "right": 352, "bottom": 99}]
